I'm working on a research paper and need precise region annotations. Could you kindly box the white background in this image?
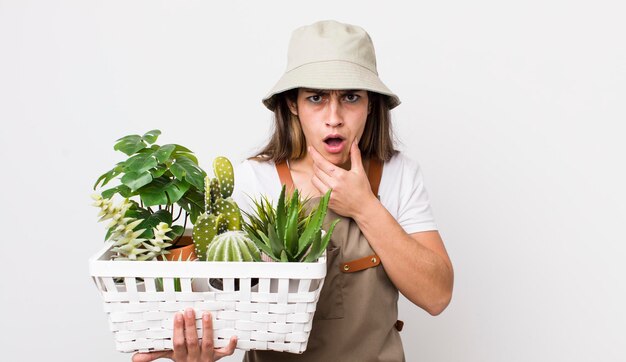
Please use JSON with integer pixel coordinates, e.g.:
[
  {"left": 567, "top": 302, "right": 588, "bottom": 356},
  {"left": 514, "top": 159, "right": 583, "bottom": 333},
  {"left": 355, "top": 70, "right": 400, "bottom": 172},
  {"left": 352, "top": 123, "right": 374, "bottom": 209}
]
[{"left": 1, "top": 1, "right": 624, "bottom": 361}]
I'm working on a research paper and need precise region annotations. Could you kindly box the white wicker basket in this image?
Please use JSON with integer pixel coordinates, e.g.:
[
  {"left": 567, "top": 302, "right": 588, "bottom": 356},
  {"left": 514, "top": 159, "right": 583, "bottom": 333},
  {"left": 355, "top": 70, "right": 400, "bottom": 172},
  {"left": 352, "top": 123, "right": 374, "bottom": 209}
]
[{"left": 89, "top": 241, "right": 326, "bottom": 354}]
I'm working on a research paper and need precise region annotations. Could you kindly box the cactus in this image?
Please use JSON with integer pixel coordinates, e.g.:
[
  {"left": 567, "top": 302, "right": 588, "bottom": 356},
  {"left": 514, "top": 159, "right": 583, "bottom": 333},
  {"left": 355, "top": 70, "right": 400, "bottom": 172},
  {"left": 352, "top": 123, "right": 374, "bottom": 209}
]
[
  {"left": 213, "top": 156, "right": 235, "bottom": 199},
  {"left": 214, "top": 198, "right": 242, "bottom": 231},
  {"left": 205, "top": 231, "right": 261, "bottom": 262},
  {"left": 192, "top": 213, "right": 217, "bottom": 260},
  {"left": 208, "top": 178, "right": 220, "bottom": 214},
  {"left": 192, "top": 156, "right": 248, "bottom": 260}
]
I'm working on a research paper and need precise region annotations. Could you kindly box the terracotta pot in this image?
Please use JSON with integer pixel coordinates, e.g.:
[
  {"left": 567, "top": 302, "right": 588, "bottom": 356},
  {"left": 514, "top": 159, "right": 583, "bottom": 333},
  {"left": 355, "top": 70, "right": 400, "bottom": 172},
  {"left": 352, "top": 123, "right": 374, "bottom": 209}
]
[{"left": 160, "top": 235, "right": 197, "bottom": 261}]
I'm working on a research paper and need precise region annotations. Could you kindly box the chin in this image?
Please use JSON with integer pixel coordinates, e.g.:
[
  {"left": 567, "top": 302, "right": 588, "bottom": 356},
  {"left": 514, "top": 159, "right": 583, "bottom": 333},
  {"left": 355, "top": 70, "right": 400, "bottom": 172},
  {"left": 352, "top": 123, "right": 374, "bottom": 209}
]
[
  {"left": 316, "top": 147, "right": 349, "bottom": 167},
  {"left": 329, "top": 155, "right": 350, "bottom": 167}
]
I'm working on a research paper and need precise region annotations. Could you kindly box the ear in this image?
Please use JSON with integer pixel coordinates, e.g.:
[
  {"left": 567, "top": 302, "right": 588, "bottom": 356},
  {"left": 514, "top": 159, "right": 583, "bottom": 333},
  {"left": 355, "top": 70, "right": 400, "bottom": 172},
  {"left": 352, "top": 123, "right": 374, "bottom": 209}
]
[{"left": 288, "top": 99, "right": 298, "bottom": 116}]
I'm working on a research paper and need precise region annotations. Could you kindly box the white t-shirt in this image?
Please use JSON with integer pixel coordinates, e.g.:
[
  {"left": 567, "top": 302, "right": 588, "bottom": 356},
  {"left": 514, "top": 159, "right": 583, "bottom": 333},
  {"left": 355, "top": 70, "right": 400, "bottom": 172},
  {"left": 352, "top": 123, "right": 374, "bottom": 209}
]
[{"left": 231, "top": 152, "right": 437, "bottom": 234}]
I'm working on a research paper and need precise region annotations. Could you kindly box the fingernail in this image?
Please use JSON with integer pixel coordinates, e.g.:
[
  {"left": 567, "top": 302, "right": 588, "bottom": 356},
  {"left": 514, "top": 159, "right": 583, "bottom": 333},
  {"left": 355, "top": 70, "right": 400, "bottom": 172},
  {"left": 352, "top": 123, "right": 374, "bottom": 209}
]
[
  {"left": 175, "top": 312, "right": 183, "bottom": 322},
  {"left": 185, "top": 308, "right": 194, "bottom": 317},
  {"left": 203, "top": 312, "right": 210, "bottom": 321}
]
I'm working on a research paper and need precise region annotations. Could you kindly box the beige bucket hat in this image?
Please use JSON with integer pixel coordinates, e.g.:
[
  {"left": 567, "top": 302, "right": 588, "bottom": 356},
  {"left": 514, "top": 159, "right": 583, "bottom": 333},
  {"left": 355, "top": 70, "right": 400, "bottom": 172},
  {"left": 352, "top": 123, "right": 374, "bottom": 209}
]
[{"left": 262, "top": 20, "right": 401, "bottom": 111}]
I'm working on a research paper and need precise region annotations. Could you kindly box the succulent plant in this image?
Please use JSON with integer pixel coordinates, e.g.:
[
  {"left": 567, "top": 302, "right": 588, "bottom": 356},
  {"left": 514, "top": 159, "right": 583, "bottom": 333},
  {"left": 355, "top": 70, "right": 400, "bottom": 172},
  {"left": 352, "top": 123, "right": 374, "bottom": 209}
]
[
  {"left": 192, "top": 156, "right": 246, "bottom": 260},
  {"left": 92, "top": 195, "right": 179, "bottom": 261},
  {"left": 205, "top": 231, "right": 261, "bottom": 262},
  {"left": 141, "top": 222, "right": 174, "bottom": 260},
  {"left": 242, "top": 185, "right": 340, "bottom": 262}
]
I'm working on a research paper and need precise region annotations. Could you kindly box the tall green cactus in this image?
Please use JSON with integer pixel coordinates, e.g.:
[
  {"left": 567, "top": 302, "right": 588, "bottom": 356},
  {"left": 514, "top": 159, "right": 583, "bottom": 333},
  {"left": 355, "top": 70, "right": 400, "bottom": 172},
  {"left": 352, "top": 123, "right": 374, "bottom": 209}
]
[
  {"left": 192, "top": 156, "right": 247, "bottom": 261},
  {"left": 213, "top": 156, "right": 234, "bottom": 199},
  {"left": 192, "top": 213, "right": 217, "bottom": 260},
  {"left": 208, "top": 178, "right": 220, "bottom": 214}
]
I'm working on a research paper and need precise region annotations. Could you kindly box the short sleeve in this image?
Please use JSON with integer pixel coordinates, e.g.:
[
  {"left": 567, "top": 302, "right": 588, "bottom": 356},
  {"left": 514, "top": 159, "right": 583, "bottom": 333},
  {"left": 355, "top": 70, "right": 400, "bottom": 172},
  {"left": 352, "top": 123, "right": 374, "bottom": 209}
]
[
  {"left": 232, "top": 160, "right": 259, "bottom": 217},
  {"left": 395, "top": 155, "right": 438, "bottom": 234}
]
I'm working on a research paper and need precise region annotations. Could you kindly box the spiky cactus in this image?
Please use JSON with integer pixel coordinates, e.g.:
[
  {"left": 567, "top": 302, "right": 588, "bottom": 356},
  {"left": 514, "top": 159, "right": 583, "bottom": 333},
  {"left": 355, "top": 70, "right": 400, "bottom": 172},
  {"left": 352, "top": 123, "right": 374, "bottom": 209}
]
[
  {"left": 192, "top": 156, "right": 246, "bottom": 260},
  {"left": 192, "top": 212, "right": 217, "bottom": 259},
  {"left": 206, "top": 231, "right": 261, "bottom": 262},
  {"left": 213, "top": 156, "right": 234, "bottom": 199}
]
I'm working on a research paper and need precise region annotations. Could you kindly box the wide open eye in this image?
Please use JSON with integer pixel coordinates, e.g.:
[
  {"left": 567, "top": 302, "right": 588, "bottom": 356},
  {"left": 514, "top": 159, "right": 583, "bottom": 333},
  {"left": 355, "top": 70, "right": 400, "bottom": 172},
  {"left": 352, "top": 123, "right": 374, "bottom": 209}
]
[
  {"left": 343, "top": 93, "right": 361, "bottom": 103},
  {"left": 307, "top": 95, "right": 323, "bottom": 104}
]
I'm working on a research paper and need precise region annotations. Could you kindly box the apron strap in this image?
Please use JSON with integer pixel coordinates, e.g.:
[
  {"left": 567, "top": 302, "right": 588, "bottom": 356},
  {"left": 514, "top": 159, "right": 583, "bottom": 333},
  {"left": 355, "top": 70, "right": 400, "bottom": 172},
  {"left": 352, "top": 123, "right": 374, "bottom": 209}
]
[
  {"left": 367, "top": 158, "right": 383, "bottom": 199},
  {"left": 275, "top": 160, "right": 295, "bottom": 196}
]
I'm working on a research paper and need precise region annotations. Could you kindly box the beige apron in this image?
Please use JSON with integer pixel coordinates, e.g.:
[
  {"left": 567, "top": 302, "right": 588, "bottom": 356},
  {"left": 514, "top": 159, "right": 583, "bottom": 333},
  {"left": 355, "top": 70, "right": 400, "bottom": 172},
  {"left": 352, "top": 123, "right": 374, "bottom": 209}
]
[{"left": 243, "top": 160, "right": 405, "bottom": 362}]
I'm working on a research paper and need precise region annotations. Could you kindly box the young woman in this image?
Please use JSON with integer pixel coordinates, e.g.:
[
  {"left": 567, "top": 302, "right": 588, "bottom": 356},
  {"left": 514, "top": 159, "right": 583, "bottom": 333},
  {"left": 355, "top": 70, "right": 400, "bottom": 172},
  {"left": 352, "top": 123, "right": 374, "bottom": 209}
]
[{"left": 134, "top": 19, "right": 453, "bottom": 362}]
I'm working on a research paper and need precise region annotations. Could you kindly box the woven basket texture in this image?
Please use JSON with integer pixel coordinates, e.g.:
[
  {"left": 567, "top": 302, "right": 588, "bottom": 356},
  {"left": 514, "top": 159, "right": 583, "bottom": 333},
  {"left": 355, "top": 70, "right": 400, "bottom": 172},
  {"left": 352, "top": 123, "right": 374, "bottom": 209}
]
[{"left": 90, "top": 242, "right": 326, "bottom": 354}]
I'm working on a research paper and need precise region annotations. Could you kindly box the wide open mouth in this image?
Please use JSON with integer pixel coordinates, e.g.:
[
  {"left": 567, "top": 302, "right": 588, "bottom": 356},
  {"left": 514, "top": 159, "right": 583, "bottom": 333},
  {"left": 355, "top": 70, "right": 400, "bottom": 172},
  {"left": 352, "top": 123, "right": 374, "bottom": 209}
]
[{"left": 323, "top": 134, "right": 346, "bottom": 147}]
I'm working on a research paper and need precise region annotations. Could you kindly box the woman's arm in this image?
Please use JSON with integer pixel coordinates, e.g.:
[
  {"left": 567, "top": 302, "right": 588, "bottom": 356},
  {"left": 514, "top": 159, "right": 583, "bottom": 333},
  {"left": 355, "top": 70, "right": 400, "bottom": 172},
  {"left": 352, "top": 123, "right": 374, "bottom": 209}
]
[
  {"left": 354, "top": 200, "right": 453, "bottom": 315},
  {"left": 309, "top": 142, "right": 453, "bottom": 315}
]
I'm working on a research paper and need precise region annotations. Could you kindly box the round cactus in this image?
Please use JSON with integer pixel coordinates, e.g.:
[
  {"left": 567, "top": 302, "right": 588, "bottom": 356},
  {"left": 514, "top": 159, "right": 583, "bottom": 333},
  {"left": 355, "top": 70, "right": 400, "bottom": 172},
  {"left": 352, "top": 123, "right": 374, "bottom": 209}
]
[{"left": 206, "top": 231, "right": 261, "bottom": 262}]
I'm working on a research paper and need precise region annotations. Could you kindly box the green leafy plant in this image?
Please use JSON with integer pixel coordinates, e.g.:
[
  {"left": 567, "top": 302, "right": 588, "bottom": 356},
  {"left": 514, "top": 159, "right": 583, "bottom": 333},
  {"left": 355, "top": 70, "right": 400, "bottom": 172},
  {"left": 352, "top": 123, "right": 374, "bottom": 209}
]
[
  {"left": 243, "top": 185, "right": 340, "bottom": 262},
  {"left": 92, "top": 130, "right": 207, "bottom": 260}
]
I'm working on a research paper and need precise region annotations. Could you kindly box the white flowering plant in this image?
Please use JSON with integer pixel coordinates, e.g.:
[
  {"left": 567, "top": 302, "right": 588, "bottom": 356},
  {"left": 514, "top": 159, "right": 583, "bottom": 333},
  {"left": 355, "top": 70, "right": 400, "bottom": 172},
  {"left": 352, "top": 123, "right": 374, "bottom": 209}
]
[{"left": 92, "top": 130, "right": 207, "bottom": 261}]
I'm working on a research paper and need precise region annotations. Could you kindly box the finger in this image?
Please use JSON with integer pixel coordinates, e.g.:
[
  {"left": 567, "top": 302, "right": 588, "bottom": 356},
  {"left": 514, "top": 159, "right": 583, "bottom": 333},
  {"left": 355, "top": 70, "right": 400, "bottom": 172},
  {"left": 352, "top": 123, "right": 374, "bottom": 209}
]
[
  {"left": 200, "top": 312, "right": 215, "bottom": 360},
  {"left": 311, "top": 174, "right": 330, "bottom": 195},
  {"left": 183, "top": 308, "right": 200, "bottom": 358},
  {"left": 349, "top": 139, "right": 364, "bottom": 171},
  {"left": 310, "top": 148, "right": 341, "bottom": 180},
  {"left": 132, "top": 350, "right": 172, "bottom": 362},
  {"left": 214, "top": 336, "right": 238, "bottom": 359},
  {"left": 312, "top": 162, "right": 334, "bottom": 188},
  {"left": 171, "top": 312, "right": 187, "bottom": 359},
  {"left": 308, "top": 146, "right": 336, "bottom": 174}
]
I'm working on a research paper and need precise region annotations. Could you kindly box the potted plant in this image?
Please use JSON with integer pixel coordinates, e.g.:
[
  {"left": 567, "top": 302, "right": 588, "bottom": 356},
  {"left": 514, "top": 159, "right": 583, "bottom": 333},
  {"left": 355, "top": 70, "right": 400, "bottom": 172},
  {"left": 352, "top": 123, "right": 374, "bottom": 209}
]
[
  {"left": 189, "top": 156, "right": 260, "bottom": 290},
  {"left": 242, "top": 185, "right": 340, "bottom": 263},
  {"left": 191, "top": 156, "right": 339, "bottom": 264},
  {"left": 191, "top": 156, "right": 259, "bottom": 261},
  {"left": 92, "top": 129, "right": 206, "bottom": 261},
  {"left": 89, "top": 151, "right": 339, "bottom": 354}
]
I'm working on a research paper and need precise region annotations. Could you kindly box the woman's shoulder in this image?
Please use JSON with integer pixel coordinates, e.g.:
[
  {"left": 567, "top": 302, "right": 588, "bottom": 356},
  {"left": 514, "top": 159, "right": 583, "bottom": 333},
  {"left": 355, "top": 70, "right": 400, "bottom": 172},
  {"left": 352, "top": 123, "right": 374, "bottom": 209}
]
[
  {"left": 235, "top": 157, "right": 277, "bottom": 176},
  {"left": 383, "top": 151, "right": 422, "bottom": 175},
  {"left": 233, "top": 157, "right": 280, "bottom": 194},
  {"left": 232, "top": 158, "right": 280, "bottom": 214}
]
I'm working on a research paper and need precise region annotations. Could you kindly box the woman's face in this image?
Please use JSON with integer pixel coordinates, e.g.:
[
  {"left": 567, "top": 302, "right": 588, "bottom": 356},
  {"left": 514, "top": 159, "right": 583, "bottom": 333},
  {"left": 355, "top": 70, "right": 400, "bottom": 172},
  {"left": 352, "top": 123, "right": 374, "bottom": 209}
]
[{"left": 289, "top": 88, "right": 370, "bottom": 168}]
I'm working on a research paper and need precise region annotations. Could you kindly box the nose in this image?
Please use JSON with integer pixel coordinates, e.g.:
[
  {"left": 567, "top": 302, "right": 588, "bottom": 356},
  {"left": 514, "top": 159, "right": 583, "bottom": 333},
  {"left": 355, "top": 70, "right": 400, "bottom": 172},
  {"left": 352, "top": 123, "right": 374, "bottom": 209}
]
[{"left": 325, "top": 96, "right": 344, "bottom": 127}]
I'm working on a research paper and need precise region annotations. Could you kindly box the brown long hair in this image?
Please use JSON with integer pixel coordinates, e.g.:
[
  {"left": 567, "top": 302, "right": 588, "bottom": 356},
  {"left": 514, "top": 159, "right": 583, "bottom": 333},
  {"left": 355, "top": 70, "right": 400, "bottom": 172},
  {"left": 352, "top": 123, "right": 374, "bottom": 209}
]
[{"left": 251, "top": 89, "right": 398, "bottom": 163}]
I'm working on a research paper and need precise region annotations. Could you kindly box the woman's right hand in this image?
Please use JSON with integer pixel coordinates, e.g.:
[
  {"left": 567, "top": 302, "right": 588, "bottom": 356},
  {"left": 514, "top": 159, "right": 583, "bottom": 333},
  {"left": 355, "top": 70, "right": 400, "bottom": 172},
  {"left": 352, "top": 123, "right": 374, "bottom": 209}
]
[{"left": 132, "top": 308, "right": 238, "bottom": 362}]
